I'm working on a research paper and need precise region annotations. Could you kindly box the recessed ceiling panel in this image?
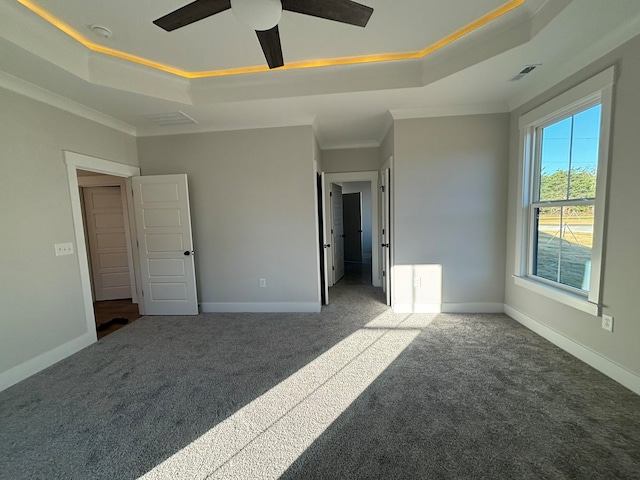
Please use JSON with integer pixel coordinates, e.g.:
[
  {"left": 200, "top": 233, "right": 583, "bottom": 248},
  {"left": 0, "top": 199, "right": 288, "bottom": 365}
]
[{"left": 25, "top": 0, "right": 527, "bottom": 72}]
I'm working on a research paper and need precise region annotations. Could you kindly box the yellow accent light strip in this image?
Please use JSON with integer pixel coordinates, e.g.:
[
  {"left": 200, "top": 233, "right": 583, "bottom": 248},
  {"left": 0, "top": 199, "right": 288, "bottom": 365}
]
[{"left": 17, "top": 0, "right": 524, "bottom": 79}]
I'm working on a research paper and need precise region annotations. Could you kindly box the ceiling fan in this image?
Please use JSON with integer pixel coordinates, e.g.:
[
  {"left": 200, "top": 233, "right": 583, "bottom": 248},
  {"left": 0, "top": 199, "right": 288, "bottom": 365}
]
[{"left": 153, "top": 0, "right": 374, "bottom": 69}]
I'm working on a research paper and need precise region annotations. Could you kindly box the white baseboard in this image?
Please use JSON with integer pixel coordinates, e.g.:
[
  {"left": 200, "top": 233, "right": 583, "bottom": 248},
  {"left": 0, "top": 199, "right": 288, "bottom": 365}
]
[
  {"left": 504, "top": 304, "right": 640, "bottom": 396},
  {"left": 393, "top": 303, "right": 441, "bottom": 313},
  {"left": 200, "top": 302, "right": 321, "bottom": 313},
  {"left": 0, "top": 332, "right": 96, "bottom": 392},
  {"left": 393, "top": 302, "right": 505, "bottom": 314},
  {"left": 442, "top": 302, "right": 505, "bottom": 313}
]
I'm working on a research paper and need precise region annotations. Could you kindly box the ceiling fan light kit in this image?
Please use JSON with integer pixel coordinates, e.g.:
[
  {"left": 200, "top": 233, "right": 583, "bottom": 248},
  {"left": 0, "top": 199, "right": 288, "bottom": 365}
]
[
  {"left": 153, "top": 0, "right": 373, "bottom": 70},
  {"left": 230, "top": 0, "right": 283, "bottom": 31}
]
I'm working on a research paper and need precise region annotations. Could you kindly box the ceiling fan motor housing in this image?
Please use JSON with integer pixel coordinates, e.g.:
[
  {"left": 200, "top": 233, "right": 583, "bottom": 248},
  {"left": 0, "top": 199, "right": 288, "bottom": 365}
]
[{"left": 231, "top": 0, "right": 283, "bottom": 31}]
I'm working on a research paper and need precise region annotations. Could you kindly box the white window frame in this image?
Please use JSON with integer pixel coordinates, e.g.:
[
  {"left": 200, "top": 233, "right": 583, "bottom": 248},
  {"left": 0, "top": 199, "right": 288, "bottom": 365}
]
[{"left": 514, "top": 67, "right": 615, "bottom": 316}]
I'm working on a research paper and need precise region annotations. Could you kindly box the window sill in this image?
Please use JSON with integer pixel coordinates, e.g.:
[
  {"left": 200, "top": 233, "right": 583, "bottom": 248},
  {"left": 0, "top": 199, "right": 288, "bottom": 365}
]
[{"left": 512, "top": 275, "right": 599, "bottom": 316}]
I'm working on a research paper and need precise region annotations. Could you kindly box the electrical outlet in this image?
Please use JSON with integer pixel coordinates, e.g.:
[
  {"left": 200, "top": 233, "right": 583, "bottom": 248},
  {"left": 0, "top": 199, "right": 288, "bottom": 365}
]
[
  {"left": 413, "top": 277, "right": 421, "bottom": 287},
  {"left": 259, "top": 278, "right": 266, "bottom": 288},
  {"left": 602, "top": 314, "right": 614, "bottom": 332},
  {"left": 55, "top": 242, "right": 74, "bottom": 256}
]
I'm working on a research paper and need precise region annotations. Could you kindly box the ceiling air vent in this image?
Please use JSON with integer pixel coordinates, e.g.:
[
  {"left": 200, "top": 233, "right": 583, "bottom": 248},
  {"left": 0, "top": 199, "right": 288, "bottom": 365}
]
[
  {"left": 143, "top": 111, "right": 198, "bottom": 126},
  {"left": 510, "top": 64, "right": 541, "bottom": 81}
]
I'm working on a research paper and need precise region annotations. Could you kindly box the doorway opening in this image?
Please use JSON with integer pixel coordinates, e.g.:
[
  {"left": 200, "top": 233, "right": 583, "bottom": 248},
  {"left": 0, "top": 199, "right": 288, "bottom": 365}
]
[
  {"left": 64, "top": 151, "right": 142, "bottom": 343},
  {"left": 320, "top": 171, "right": 381, "bottom": 305},
  {"left": 77, "top": 171, "right": 142, "bottom": 338},
  {"left": 340, "top": 183, "right": 373, "bottom": 286}
]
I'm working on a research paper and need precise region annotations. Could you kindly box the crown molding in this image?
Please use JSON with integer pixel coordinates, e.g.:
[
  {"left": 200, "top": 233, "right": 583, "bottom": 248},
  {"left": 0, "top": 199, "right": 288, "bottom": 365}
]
[
  {"left": 0, "top": 71, "right": 137, "bottom": 136},
  {"left": 137, "top": 115, "right": 315, "bottom": 138},
  {"left": 508, "top": 13, "right": 640, "bottom": 110},
  {"left": 390, "top": 102, "right": 508, "bottom": 121}
]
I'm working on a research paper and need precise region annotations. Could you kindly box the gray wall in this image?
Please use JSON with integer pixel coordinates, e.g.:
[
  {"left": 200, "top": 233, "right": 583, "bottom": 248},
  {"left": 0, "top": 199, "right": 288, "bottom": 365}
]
[
  {"left": 393, "top": 114, "right": 509, "bottom": 310},
  {"left": 505, "top": 34, "right": 640, "bottom": 376},
  {"left": 341, "top": 182, "right": 372, "bottom": 260},
  {"left": 0, "top": 88, "right": 138, "bottom": 378},
  {"left": 322, "top": 147, "right": 381, "bottom": 173},
  {"left": 137, "top": 126, "right": 320, "bottom": 309}
]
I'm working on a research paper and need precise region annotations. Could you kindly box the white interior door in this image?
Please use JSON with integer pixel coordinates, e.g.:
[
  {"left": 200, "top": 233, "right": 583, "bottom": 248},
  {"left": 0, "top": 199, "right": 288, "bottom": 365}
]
[
  {"left": 132, "top": 174, "right": 198, "bottom": 315},
  {"left": 382, "top": 168, "right": 391, "bottom": 306},
  {"left": 331, "top": 183, "right": 345, "bottom": 284},
  {"left": 82, "top": 186, "right": 132, "bottom": 301}
]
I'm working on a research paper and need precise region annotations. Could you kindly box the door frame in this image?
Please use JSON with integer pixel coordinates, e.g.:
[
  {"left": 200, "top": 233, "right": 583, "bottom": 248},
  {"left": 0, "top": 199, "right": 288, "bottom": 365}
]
[
  {"left": 380, "top": 156, "right": 394, "bottom": 308},
  {"left": 323, "top": 171, "right": 380, "bottom": 287},
  {"left": 64, "top": 151, "right": 141, "bottom": 341}
]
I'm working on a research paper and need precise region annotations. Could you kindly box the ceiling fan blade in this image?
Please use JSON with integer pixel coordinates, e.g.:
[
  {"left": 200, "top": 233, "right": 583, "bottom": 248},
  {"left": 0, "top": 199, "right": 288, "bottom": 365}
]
[
  {"left": 256, "top": 26, "right": 284, "bottom": 69},
  {"left": 153, "top": 0, "right": 231, "bottom": 31},
  {"left": 282, "top": 0, "right": 373, "bottom": 27}
]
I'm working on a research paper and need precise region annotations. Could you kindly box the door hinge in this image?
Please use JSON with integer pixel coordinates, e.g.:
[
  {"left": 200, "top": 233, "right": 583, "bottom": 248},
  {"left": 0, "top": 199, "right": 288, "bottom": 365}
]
[
  {"left": 330, "top": 191, "right": 332, "bottom": 197},
  {"left": 382, "top": 270, "right": 386, "bottom": 277},
  {"left": 381, "top": 185, "right": 385, "bottom": 193},
  {"left": 382, "top": 228, "right": 385, "bottom": 235},
  {"left": 141, "top": 289, "right": 144, "bottom": 296},
  {"left": 331, "top": 229, "right": 334, "bottom": 234},
  {"left": 332, "top": 266, "right": 335, "bottom": 271},
  {"left": 136, "top": 239, "right": 139, "bottom": 247}
]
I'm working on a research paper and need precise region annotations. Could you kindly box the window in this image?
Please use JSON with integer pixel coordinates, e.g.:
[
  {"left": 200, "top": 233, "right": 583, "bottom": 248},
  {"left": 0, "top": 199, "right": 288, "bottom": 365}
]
[{"left": 515, "top": 68, "right": 614, "bottom": 315}]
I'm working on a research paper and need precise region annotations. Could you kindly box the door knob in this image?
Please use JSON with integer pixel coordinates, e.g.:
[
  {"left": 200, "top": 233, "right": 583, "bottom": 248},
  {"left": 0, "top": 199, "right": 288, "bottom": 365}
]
[
  {"left": 324, "top": 244, "right": 331, "bottom": 248},
  {"left": 184, "top": 250, "right": 194, "bottom": 256}
]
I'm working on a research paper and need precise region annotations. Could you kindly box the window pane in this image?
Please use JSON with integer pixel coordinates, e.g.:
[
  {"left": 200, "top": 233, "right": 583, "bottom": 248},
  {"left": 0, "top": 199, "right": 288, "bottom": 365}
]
[
  {"left": 534, "top": 207, "right": 561, "bottom": 282},
  {"left": 569, "top": 105, "right": 600, "bottom": 200},
  {"left": 558, "top": 205, "right": 594, "bottom": 291},
  {"left": 539, "top": 118, "right": 572, "bottom": 201},
  {"left": 533, "top": 206, "right": 594, "bottom": 291}
]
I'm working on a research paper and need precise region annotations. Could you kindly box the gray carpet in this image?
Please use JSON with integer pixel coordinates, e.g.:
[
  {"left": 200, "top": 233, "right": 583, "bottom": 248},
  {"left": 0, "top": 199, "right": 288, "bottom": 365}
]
[{"left": 1, "top": 284, "right": 640, "bottom": 479}]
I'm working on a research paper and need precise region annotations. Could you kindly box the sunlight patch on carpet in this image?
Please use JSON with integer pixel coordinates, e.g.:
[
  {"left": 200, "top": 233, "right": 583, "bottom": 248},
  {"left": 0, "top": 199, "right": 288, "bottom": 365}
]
[{"left": 140, "top": 312, "right": 435, "bottom": 479}]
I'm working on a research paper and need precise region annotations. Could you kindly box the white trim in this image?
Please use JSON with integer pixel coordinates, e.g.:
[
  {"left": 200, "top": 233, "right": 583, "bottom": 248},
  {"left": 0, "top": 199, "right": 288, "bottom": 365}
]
[
  {"left": 504, "top": 305, "right": 640, "bottom": 396},
  {"left": 509, "top": 14, "right": 640, "bottom": 111},
  {"left": 390, "top": 102, "right": 508, "bottom": 121},
  {"left": 519, "top": 67, "right": 615, "bottom": 128},
  {"left": 320, "top": 140, "right": 381, "bottom": 151},
  {"left": 513, "top": 276, "right": 598, "bottom": 316},
  {"left": 588, "top": 82, "right": 614, "bottom": 304},
  {"left": 64, "top": 151, "right": 142, "bottom": 343},
  {"left": 393, "top": 302, "right": 505, "bottom": 314},
  {"left": 0, "top": 333, "right": 94, "bottom": 392},
  {"left": 64, "top": 151, "right": 140, "bottom": 176},
  {"left": 0, "top": 71, "right": 136, "bottom": 136},
  {"left": 515, "top": 68, "right": 614, "bottom": 316},
  {"left": 200, "top": 302, "right": 321, "bottom": 313}
]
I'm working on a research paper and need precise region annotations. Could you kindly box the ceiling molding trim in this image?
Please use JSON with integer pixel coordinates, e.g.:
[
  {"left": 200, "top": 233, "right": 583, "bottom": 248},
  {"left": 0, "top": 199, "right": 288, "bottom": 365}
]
[
  {"left": 320, "top": 141, "right": 381, "bottom": 151},
  {"left": 508, "top": 11, "right": 640, "bottom": 110},
  {"left": 136, "top": 115, "right": 316, "bottom": 138},
  {"left": 1, "top": 0, "right": 90, "bottom": 81},
  {"left": 17, "top": 0, "right": 525, "bottom": 79},
  {"left": 390, "top": 103, "right": 509, "bottom": 120},
  {"left": 0, "top": 71, "right": 137, "bottom": 136}
]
